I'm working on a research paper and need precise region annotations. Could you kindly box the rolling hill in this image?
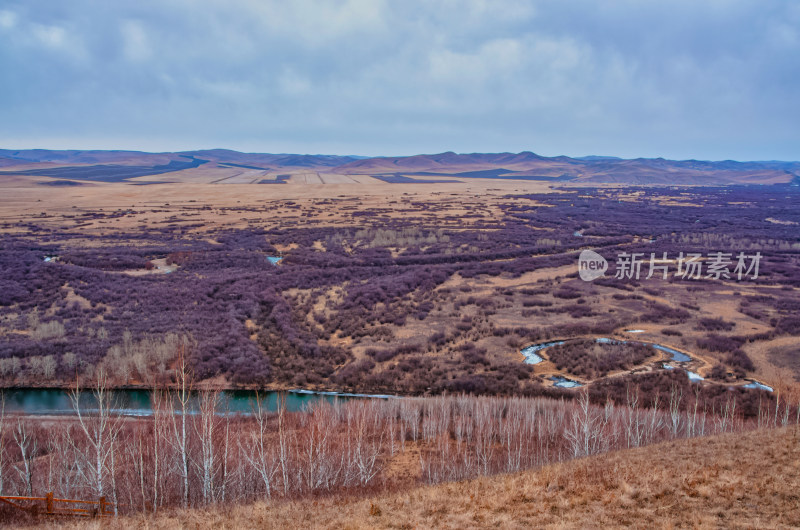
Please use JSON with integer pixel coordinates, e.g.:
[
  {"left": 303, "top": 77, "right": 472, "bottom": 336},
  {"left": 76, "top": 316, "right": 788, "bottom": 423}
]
[
  {"left": 333, "top": 151, "right": 800, "bottom": 185},
  {"left": 0, "top": 148, "right": 798, "bottom": 185}
]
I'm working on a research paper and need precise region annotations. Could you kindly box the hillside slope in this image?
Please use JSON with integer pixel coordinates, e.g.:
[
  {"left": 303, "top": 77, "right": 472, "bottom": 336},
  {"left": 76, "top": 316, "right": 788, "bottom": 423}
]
[{"left": 48, "top": 427, "right": 799, "bottom": 529}]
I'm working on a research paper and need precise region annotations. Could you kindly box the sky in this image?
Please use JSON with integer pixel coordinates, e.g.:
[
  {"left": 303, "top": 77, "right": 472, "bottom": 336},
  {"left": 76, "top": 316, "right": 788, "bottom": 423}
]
[{"left": 0, "top": 0, "right": 798, "bottom": 161}]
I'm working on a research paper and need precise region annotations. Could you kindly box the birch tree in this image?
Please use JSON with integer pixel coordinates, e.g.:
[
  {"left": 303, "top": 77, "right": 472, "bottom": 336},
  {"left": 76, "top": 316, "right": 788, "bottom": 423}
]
[
  {"left": 167, "top": 347, "right": 193, "bottom": 508},
  {"left": 12, "top": 419, "right": 36, "bottom": 496},
  {"left": 241, "top": 392, "right": 277, "bottom": 498},
  {"left": 70, "top": 371, "right": 123, "bottom": 509}
]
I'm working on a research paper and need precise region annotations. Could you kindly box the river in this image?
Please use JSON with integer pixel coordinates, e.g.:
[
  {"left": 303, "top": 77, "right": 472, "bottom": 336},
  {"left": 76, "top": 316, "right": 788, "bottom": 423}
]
[
  {"left": 518, "top": 337, "right": 773, "bottom": 391},
  {"left": 0, "top": 388, "right": 395, "bottom": 416}
]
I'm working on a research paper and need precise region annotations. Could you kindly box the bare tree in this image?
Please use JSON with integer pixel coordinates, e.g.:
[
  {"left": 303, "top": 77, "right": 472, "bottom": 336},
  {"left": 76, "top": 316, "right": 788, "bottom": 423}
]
[
  {"left": 241, "top": 392, "right": 277, "bottom": 498},
  {"left": 669, "top": 384, "right": 683, "bottom": 437},
  {"left": 166, "top": 347, "right": 193, "bottom": 508},
  {"left": 276, "top": 393, "right": 290, "bottom": 497},
  {"left": 564, "top": 390, "right": 605, "bottom": 458},
  {"left": 644, "top": 394, "right": 663, "bottom": 445},
  {"left": 474, "top": 399, "right": 497, "bottom": 475},
  {"left": 70, "top": 371, "right": 124, "bottom": 511},
  {"left": 150, "top": 388, "right": 169, "bottom": 512},
  {"left": 0, "top": 389, "right": 774, "bottom": 513},
  {"left": 12, "top": 419, "right": 37, "bottom": 496},
  {"left": 127, "top": 425, "right": 149, "bottom": 513},
  {"left": 687, "top": 387, "right": 701, "bottom": 437},
  {"left": 46, "top": 425, "right": 81, "bottom": 499},
  {"left": 502, "top": 399, "right": 525, "bottom": 473},
  {"left": 624, "top": 385, "right": 643, "bottom": 448},
  {"left": 347, "top": 401, "right": 382, "bottom": 487},
  {"left": 194, "top": 389, "right": 220, "bottom": 504},
  {"left": 300, "top": 401, "right": 340, "bottom": 491},
  {"left": 219, "top": 401, "right": 231, "bottom": 503},
  {"left": 400, "top": 400, "right": 420, "bottom": 442}
]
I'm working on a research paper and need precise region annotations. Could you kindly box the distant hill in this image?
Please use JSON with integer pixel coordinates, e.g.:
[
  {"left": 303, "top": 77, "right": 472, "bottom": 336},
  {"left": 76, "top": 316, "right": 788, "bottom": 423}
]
[
  {"left": 0, "top": 149, "right": 360, "bottom": 171},
  {"left": 334, "top": 151, "right": 800, "bottom": 185},
  {"left": 0, "top": 148, "right": 798, "bottom": 185},
  {"left": 180, "top": 149, "right": 361, "bottom": 169},
  {"left": 576, "top": 155, "right": 622, "bottom": 161}
]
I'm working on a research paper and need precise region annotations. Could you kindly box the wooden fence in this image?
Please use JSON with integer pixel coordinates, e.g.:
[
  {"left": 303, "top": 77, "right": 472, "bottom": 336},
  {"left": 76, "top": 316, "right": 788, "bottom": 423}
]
[{"left": 0, "top": 492, "right": 115, "bottom": 517}]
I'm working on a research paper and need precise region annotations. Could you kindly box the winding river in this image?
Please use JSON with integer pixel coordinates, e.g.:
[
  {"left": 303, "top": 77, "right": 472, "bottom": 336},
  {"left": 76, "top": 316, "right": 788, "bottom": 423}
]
[
  {"left": 522, "top": 337, "right": 694, "bottom": 366},
  {"left": 519, "top": 336, "right": 772, "bottom": 391}
]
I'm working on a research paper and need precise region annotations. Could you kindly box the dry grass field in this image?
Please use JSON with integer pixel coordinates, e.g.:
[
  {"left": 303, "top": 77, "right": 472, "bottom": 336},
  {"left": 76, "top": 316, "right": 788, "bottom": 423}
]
[{"left": 35, "top": 426, "right": 800, "bottom": 529}]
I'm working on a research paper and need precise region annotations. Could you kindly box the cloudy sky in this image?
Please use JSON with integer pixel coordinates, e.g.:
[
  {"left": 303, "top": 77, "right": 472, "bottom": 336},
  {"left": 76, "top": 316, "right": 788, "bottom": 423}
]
[{"left": 0, "top": 0, "right": 798, "bottom": 160}]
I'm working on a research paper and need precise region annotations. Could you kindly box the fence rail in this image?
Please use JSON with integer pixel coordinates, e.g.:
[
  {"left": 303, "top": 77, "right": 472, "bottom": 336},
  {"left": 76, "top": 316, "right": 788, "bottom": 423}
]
[{"left": 0, "top": 492, "right": 115, "bottom": 517}]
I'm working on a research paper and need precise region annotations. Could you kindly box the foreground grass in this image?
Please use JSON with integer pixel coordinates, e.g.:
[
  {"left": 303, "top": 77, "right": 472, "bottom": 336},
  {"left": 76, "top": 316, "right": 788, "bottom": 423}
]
[{"left": 38, "top": 426, "right": 800, "bottom": 529}]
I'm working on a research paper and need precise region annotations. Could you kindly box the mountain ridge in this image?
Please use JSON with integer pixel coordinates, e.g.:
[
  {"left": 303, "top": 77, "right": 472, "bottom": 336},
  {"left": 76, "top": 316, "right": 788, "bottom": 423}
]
[{"left": 0, "top": 148, "right": 798, "bottom": 185}]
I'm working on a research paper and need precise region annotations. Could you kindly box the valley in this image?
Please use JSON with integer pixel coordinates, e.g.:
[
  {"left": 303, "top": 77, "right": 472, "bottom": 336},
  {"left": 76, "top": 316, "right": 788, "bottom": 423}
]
[{"left": 0, "top": 151, "right": 798, "bottom": 525}]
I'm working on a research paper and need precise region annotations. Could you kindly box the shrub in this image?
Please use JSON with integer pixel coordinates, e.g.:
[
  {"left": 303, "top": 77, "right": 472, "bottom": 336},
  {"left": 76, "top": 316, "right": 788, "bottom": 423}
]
[
  {"left": 696, "top": 334, "right": 744, "bottom": 353},
  {"left": 696, "top": 318, "right": 735, "bottom": 332},
  {"left": 547, "top": 339, "right": 652, "bottom": 379},
  {"left": 553, "top": 289, "right": 581, "bottom": 300},
  {"left": 709, "top": 363, "right": 728, "bottom": 380},
  {"left": 726, "top": 349, "right": 755, "bottom": 372}
]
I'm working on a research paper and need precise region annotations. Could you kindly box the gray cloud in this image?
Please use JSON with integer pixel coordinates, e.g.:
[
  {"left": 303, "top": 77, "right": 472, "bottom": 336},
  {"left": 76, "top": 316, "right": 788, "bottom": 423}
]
[{"left": 0, "top": 0, "right": 797, "bottom": 160}]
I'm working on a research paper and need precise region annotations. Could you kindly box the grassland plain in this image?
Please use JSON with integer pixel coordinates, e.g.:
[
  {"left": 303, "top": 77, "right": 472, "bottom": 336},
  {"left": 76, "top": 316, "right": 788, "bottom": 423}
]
[{"left": 1, "top": 178, "right": 798, "bottom": 405}]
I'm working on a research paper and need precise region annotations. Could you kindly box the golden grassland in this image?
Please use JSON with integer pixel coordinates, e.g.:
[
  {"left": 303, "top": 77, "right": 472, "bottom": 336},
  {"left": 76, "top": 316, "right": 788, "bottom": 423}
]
[{"left": 39, "top": 426, "right": 800, "bottom": 530}]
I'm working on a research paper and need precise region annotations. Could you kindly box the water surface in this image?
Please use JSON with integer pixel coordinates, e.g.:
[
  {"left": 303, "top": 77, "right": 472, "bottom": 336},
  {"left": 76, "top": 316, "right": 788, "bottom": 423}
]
[{"left": 0, "top": 388, "right": 392, "bottom": 416}]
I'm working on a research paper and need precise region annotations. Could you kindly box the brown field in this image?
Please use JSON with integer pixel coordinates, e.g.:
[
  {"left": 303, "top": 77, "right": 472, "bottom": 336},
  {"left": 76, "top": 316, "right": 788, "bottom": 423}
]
[{"left": 0, "top": 179, "right": 546, "bottom": 242}]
